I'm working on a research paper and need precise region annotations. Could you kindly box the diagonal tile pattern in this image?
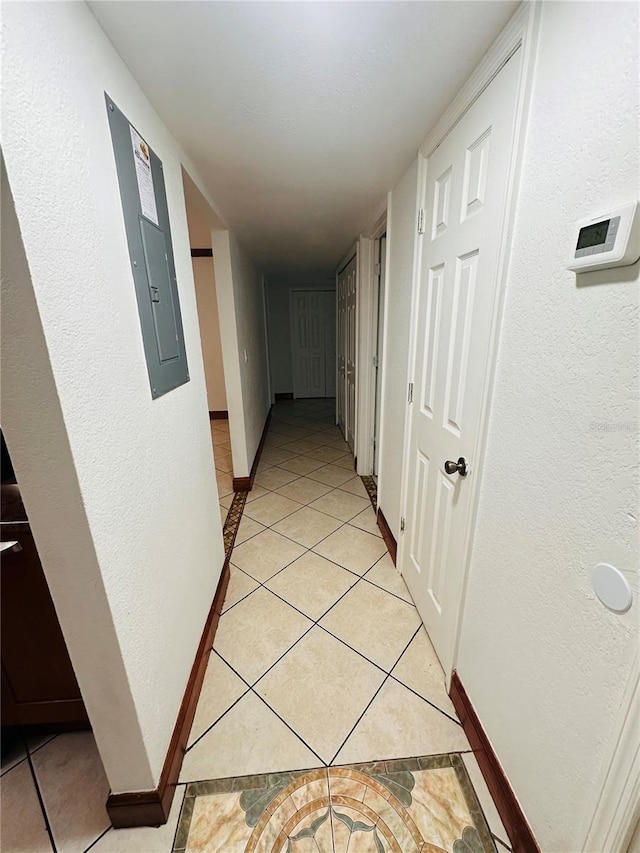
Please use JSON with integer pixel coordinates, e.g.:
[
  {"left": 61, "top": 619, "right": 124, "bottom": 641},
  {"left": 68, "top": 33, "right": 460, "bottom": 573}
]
[
  {"left": 0, "top": 400, "right": 509, "bottom": 853},
  {"left": 183, "top": 398, "right": 479, "bottom": 801}
]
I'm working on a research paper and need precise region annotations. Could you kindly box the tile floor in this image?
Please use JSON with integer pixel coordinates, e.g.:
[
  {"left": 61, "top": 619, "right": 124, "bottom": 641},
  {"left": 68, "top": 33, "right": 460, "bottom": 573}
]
[{"left": 0, "top": 400, "right": 512, "bottom": 852}]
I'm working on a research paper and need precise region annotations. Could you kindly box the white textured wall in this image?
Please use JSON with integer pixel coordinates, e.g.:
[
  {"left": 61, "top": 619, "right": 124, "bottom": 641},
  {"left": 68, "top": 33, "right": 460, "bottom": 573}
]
[
  {"left": 193, "top": 258, "right": 228, "bottom": 412},
  {"left": 229, "top": 234, "right": 271, "bottom": 467},
  {"left": 378, "top": 158, "right": 419, "bottom": 539},
  {"left": 457, "top": 3, "right": 639, "bottom": 850},
  {"left": 212, "top": 231, "right": 271, "bottom": 474},
  {"left": 1, "top": 1, "right": 224, "bottom": 792}
]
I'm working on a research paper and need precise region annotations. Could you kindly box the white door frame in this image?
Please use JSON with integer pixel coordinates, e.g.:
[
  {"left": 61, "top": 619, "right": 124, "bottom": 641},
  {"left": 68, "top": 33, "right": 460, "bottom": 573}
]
[
  {"left": 580, "top": 648, "right": 639, "bottom": 852},
  {"left": 397, "top": 0, "right": 542, "bottom": 673},
  {"left": 336, "top": 244, "right": 358, "bottom": 438},
  {"left": 356, "top": 205, "right": 387, "bottom": 476}
]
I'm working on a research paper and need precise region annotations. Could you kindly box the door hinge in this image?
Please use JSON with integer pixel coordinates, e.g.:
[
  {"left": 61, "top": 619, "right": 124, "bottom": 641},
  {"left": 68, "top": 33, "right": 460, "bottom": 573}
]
[
  {"left": 375, "top": 262, "right": 382, "bottom": 276},
  {"left": 408, "top": 382, "right": 414, "bottom": 403},
  {"left": 417, "top": 208, "right": 425, "bottom": 235},
  {"left": 400, "top": 516, "right": 406, "bottom": 532}
]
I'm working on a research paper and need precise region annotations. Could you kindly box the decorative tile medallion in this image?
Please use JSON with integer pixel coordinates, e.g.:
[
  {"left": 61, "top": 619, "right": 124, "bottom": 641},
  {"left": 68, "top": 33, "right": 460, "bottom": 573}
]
[
  {"left": 360, "top": 475, "right": 378, "bottom": 511},
  {"left": 173, "top": 754, "right": 497, "bottom": 852},
  {"left": 223, "top": 491, "right": 248, "bottom": 558}
]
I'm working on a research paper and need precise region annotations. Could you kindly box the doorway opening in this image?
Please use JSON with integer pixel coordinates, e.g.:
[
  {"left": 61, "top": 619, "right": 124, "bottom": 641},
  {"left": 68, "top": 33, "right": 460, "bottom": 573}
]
[{"left": 182, "top": 169, "right": 235, "bottom": 503}]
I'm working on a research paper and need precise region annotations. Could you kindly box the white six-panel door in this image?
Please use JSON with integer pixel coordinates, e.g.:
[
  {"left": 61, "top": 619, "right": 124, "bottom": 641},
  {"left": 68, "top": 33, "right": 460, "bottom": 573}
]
[
  {"left": 291, "top": 290, "right": 335, "bottom": 398},
  {"left": 399, "top": 51, "right": 521, "bottom": 676}
]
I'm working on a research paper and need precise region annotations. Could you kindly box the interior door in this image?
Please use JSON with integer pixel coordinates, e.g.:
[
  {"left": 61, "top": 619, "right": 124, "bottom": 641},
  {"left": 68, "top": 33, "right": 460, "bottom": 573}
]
[
  {"left": 344, "top": 256, "right": 357, "bottom": 451},
  {"left": 399, "top": 52, "right": 521, "bottom": 675},
  {"left": 373, "top": 235, "right": 386, "bottom": 477},
  {"left": 291, "top": 291, "right": 325, "bottom": 398}
]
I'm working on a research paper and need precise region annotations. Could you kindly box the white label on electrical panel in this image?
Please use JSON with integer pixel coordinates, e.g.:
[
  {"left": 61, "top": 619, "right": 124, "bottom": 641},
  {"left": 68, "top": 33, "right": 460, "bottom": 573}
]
[{"left": 130, "top": 126, "right": 158, "bottom": 225}]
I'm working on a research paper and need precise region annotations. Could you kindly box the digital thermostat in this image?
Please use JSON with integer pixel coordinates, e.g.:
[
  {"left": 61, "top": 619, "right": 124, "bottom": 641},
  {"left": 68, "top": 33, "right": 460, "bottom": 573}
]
[{"left": 567, "top": 201, "right": 640, "bottom": 272}]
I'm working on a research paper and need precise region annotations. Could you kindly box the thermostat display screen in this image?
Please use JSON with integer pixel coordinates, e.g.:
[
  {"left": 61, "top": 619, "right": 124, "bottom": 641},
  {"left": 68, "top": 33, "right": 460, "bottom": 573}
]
[{"left": 577, "top": 219, "right": 610, "bottom": 249}]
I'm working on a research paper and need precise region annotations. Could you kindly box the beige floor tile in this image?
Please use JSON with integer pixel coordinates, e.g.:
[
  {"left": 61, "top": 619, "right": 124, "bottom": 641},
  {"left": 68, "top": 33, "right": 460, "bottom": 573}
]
[
  {"left": 255, "top": 627, "right": 385, "bottom": 763},
  {"left": 276, "top": 476, "right": 333, "bottom": 505},
  {"left": 320, "top": 582, "right": 421, "bottom": 671},
  {"left": 31, "top": 732, "right": 110, "bottom": 853},
  {"left": 216, "top": 471, "right": 234, "bottom": 498},
  {"left": 243, "top": 492, "right": 303, "bottom": 526},
  {"left": 0, "top": 760, "right": 52, "bottom": 853},
  {"left": 266, "top": 552, "right": 357, "bottom": 620},
  {"left": 277, "top": 455, "right": 326, "bottom": 476},
  {"left": 390, "top": 627, "right": 457, "bottom": 718},
  {"left": 219, "top": 493, "right": 234, "bottom": 509},
  {"left": 219, "top": 504, "right": 228, "bottom": 526},
  {"left": 188, "top": 654, "right": 248, "bottom": 747},
  {"left": 332, "top": 454, "right": 357, "bottom": 470},
  {"left": 221, "top": 566, "right": 259, "bottom": 612},
  {"left": 325, "top": 439, "right": 351, "bottom": 453},
  {"left": 272, "top": 506, "right": 343, "bottom": 548},
  {"left": 307, "top": 463, "right": 355, "bottom": 488},
  {"left": 90, "top": 784, "right": 185, "bottom": 852},
  {"left": 280, "top": 439, "right": 324, "bottom": 454},
  {"left": 263, "top": 432, "right": 293, "bottom": 448},
  {"left": 215, "top": 439, "right": 232, "bottom": 452},
  {"left": 334, "top": 678, "right": 469, "bottom": 766},
  {"left": 254, "top": 466, "right": 300, "bottom": 490},
  {"left": 338, "top": 476, "right": 369, "bottom": 499},
  {"left": 461, "top": 752, "right": 511, "bottom": 847},
  {"left": 233, "top": 515, "right": 265, "bottom": 546},
  {"left": 348, "top": 507, "right": 381, "bottom": 538},
  {"left": 214, "top": 588, "right": 312, "bottom": 683},
  {"left": 364, "top": 554, "right": 413, "bottom": 603},
  {"left": 213, "top": 451, "right": 234, "bottom": 474},
  {"left": 230, "top": 528, "right": 306, "bottom": 582},
  {"left": 308, "top": 489, "right": 370, "bottom": 522},
  {"left": 306, "top": 446, "right": 347, "bottom": 463},
  {"left": 245, "top": 484, "right": 270, "bottom": 503},
  {"left": 180, "top": 691, "right": 321, "bottom": 781},
  {"left": 313, "top": 525, "right": 387, "bottom": 575},
  {"left": 261, "top": 448, "right": 297, "bottom": 467}
]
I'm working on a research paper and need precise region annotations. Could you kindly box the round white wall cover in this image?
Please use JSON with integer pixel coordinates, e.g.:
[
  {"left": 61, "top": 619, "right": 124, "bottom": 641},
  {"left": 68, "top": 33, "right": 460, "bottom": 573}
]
[{"left": 591, "top": 563, "right": 633, "bottom": 613}]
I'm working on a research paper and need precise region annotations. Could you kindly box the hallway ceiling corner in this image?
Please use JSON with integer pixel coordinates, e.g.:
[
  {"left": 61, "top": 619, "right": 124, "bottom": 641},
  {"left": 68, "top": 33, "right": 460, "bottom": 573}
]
[{"left": 88, "top": 0, "right": 519, "bottom": 274}]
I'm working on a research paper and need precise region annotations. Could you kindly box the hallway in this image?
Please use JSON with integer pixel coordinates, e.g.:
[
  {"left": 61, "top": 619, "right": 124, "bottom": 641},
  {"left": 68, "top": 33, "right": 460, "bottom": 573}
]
[{"left": 0, "top": 401, "right": 510, "bottom": 853}]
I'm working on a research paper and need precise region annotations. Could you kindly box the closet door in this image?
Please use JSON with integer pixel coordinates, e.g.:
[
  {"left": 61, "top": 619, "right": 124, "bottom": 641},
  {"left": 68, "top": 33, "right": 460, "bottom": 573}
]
[{"left": 291, "top": 291, "right": 325, "bottom": 398}]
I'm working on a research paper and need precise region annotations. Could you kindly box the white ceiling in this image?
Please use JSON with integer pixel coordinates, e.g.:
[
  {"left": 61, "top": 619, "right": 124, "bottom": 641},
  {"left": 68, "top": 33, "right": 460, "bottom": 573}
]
[{"left": 89, "top": 1, "right": 518, "bottom": 274}]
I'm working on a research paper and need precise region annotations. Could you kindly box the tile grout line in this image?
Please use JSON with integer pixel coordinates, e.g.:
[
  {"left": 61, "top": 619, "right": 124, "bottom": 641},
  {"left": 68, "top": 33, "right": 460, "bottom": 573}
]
[
  {"left": 248, "top": 689, "right": 327, "bottom": 769},
  {"left": 82, "top": 825, "right": 111, "bottom": 853},
  {"left": 23, "top": 739, "right": 58, "bottom": 853},
  {"left": 326, "top": 623, "right": 429, "bottom": 765}
]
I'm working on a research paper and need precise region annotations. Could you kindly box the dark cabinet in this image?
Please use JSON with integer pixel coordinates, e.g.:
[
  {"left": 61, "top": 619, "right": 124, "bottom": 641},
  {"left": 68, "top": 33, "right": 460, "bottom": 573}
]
[{"left": 1, "top": 484, "right": 88, "bottom": 727}]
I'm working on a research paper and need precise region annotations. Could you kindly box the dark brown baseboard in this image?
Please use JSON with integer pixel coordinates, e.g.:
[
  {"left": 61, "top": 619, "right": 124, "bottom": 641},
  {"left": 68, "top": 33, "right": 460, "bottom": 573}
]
[
  {"left": 376, "top": 508, "right": 397, "bottom": 566},
  {"left": 208, "top": 410, "right": 228, "bottom": 420},
  {"left": 232, "top": 407, "right": 272, "bottom": 493},
  {"left": 274, "top": 392, "right": 293, "bottom": 401},
  {"left": 106, "top": 559, "right": 231, "bottom": 828},
  {"left": 190, "top": 248, "right": 213, "bottom": 258},
  {"left": 449, "top": 671, "right": 540, "bottom": 853},
  {"left": 231, "top": 476, "right": 251, "bottom": 491}
]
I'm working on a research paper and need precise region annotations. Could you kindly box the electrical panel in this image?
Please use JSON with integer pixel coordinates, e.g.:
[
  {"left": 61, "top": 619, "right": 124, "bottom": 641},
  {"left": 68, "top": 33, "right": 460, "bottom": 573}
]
[{"left": 106, "top": 93, "right": 189, "bottom": 399}]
